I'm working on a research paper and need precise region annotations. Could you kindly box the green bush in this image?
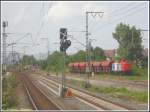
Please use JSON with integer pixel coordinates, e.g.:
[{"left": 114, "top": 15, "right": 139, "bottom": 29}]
[
  {"left": 2, "top": 75, "right": 19, "bottom": 110},
  {"left": 2, "top": 92, "right": 18, "bottom": 110}
]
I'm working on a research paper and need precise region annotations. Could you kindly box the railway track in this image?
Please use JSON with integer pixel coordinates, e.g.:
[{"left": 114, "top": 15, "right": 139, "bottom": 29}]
[
  {"left": 37, "top": 75, "right": 132, "bottom": 110},
  {"left": 38, "top": 78, "right": 104, "bottom": 110},
  {"left": 18, "top": 72, "right": 60, "bottom": 110}
]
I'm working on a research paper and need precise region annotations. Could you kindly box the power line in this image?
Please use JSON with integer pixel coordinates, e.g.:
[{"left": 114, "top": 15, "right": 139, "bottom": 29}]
[
  {"left": 88, "top": 3, "right": 139, "bottom": 31},
  {"left": 34, "top": 2, "right": 53, "bottom": 43},
  {"left": 6, "top": 32, "right": 42, "bottom": 48},
  {"left": 91, "top": 6, "right": 147, "bottom": 33},
  {"left": 106, "top": 3, "right": 142, "bottom": 19},
  {"left": 13, "top": 33, "right": 32, "bottom": 43},
  {"left": 90, "top": 3, "right": 146, "bottom": 32},
  {"left": 33, "top": 3, "right": 53, "bottom": 57},
  {"left": 69, "top": 35, "right": 86, "bottom": 47}
]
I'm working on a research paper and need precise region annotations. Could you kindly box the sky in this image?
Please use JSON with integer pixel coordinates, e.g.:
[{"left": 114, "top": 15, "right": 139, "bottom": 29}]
[{"left": 1, "top": 1, "right": 149, "bottom": 59}]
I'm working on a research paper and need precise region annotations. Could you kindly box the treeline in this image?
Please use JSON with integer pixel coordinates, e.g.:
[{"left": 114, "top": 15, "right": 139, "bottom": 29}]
[{"left": 20, "top": 47, "right": 106, "bottom": 73}]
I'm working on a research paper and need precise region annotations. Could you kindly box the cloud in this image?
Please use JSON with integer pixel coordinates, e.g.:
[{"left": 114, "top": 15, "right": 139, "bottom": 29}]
[
  {"left": 13, "top": 5, "right": 28, "bottom": 26},
  {"left": 46, "top": 2, "right": 109, "bottom": 23},
  {"left": 2, "top": 1, "right": 147, "bottom": 55},
  {"left": 47, "top": 2, "right": 71, "bottom": 22}
]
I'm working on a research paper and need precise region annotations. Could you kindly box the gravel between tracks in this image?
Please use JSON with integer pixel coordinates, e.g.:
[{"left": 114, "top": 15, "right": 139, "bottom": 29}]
[{"left": 15, "top": 71, "right": 60, "bottom": 110}]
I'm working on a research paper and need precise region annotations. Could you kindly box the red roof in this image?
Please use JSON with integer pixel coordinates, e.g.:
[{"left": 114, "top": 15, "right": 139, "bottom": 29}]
[{"left": 104, "top": 49, "right": 116, "bottom": 58}]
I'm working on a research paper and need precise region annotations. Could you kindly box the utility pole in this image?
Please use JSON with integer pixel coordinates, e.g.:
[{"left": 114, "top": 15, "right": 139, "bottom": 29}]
[
  {"left": 85, "top": 11, "right": 104, "bottom": 88},
  {"left": 7, "top": 43, "right": 16, "bottom": 65},
  {"left": 140, "top": 29, "right": 148, "bottom": 48},
  {"left": 131, "top": 29, "right": 148, "bottom": 67},
  {"left": 11, "top": 43, "right": 16, "bottom": 65},
  {"left": 22, "top": 46, "right": 29, "bottom": 55},
  {"left": 89, "top": 39, "right": 96, "bottom": 62},
  {"left": 2, "top": 21, "right": 8, "bottom": 71}
]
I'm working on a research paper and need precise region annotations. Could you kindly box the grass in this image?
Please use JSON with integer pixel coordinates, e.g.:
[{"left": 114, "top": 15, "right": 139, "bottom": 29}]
[
  {"left": 69, "top": 78, "right": 84, "bottom": 86},
  {"left": 2, "top": 74, "right": 19, "bottom": 110},
  {"left": 88, "top": 85, "right": 148, "bottom": 103},
  {"left": 68, "top": 78, "right": 148, "bottom": 103}
]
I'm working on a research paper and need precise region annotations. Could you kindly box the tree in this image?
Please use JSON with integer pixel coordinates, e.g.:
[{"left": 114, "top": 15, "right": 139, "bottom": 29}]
[
  {"left": 113, "top": 23, "right": 144, "bottom": 64},
  {"left": 46, "top": 51, "right": 64, "bottom": 72},
  {"left": 37, "top": 60, "right": 47, "bottom": 70},
  {"left": 20, "top": 55, "right": 36, "bottom": 66},
  {"left": 68, "top": 50, "right": 86, "bottom": 63},
  {"left": 92, "top": 47, "right": 106, "bottom": 61}
]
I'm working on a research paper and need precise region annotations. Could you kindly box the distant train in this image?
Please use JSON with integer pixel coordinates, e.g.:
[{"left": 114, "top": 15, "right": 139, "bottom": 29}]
[{"left": 68, "top": 60, "right": 132, "bottom": 74}]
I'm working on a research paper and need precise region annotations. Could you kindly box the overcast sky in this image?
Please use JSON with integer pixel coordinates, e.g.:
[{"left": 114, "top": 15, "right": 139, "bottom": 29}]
[{"left": 1, "top": 1, "right": 149, "bottom": 59}]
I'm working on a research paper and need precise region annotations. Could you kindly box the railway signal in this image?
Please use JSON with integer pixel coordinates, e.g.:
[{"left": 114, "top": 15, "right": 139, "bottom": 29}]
[
  {"left": 59, "top": 28, "right": 73, "bottom": 98},
  {"left": 60, "top": 28, "right": 67, "bottom": 39},
  {"left": 60, "top": 40, "right": 71, "bottom": 52},
  {"left": 60, "top": 28, "right": 71, "bottom": 52}
]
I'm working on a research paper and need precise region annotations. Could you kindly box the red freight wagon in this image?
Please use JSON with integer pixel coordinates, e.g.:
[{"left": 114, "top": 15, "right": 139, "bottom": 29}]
[
  {"left": 73, "top": 62, "right": 80, "bottom": 73},
  {"left": 68, "top": 63, "right": 74, "bottom": 72},
  {"left": 78, "top": 62, "right": 86, "bottom": 73},
  {"left": 101, "top": 61, "right": 113, "bottom": 72},
  {"left": 92, "top": 61, "right": 102, "bottom": 73}
]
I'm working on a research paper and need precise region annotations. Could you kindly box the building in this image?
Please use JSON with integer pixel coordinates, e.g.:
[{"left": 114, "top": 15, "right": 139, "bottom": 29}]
[
  {"left": 104, "top": 48, "right": 148, "bottom": 60},
  {"left": 104, "top": 49, "right": 117, "bottom": 60}
]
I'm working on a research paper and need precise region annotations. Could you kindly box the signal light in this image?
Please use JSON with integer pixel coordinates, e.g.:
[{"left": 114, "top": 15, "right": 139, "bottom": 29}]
[
  {"left": 60, "top": 40, "right": 71, "bottom": 52},
  {"left": 60, "top": 28, "right": 71, "bottom": 52},
  {"left": 60, "top": 28, "right": 67, "bottom": 40}
]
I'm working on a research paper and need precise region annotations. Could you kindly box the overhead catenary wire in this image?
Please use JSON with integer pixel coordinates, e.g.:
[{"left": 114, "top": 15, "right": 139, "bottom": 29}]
[
  {"left": 89, "top": 3, "right": 146, "bottom": 33},
  {"left": 91, "top": 6, "right": 148, "bottom": 33},
  {"left": 34, "top": 2, "right": 53, "bottom": 43},
  {"left": 5, "top": 3, "right": 44, "bottom": 49},
  {"left": 105, "top": 3, "right": 141, "bottom": 19},
  {"left": 88, "top": 3, "right": 139, "bottom": 31},
  {"left": 31, "top": 2, "right": 53, "bottom": 55},
  {"left": 6, "top": 32, "right": 38, "bottom": 58},
  {"left": 12, "top": 33, "right": 31, "bottom": 43}
]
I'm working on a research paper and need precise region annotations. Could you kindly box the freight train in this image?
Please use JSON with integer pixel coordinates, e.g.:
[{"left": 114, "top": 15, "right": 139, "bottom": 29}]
[{"left": 68, "top": 60, "right": 132, "bottom": 74}]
